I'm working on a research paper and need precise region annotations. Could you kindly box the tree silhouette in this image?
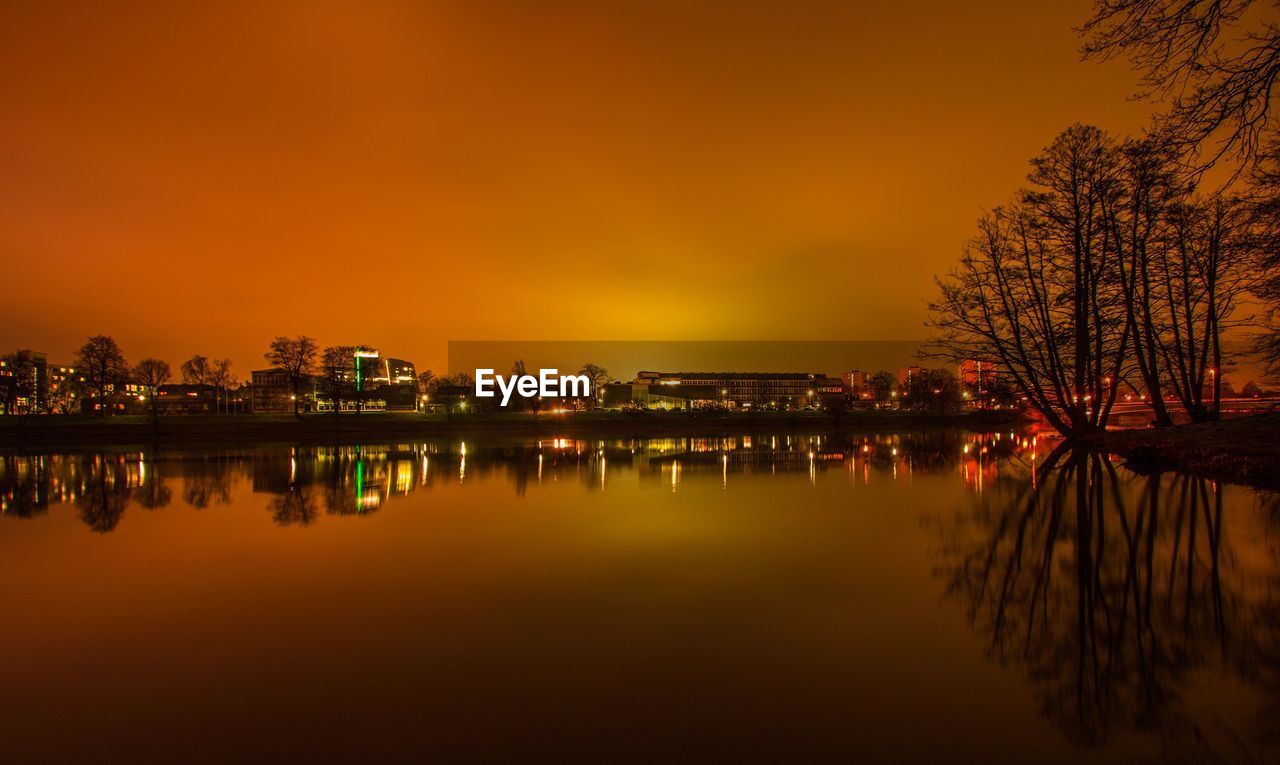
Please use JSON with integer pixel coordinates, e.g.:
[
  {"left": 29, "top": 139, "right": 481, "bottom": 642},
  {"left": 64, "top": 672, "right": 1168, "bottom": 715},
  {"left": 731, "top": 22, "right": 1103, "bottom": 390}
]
[
  {"left": 75, "top": 459, "right": 130, "bottom": 532},
  {"left": 132, "top": 357, "right": 170, "bottom": 431},
  {"left": 578, "top": 363, "right": 609, "bottom": 408},
  {"left": 936, "top": 445, "right": 1279, "bottom": 756},
  {"left": 264, "top": 336, "right": 318, "bottom": 416},
  {"left": 74, "top": 335, "right": 128, "bottom": 417},
  {"left": 320, "top": 345, "right": 356, "bottom": 427},
  {"left": 269, "top": 487, "right": 319, "bottom": 527},
  {"left": 1081, "top": 0, "right": 1280, "bottom": 171}
]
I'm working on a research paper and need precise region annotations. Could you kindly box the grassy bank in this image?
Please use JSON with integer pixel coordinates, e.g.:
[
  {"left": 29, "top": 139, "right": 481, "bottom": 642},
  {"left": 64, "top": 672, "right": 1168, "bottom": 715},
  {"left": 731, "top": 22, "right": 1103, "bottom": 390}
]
[
  {"left": 0, "top": 409, "right": 1021, "bottom": 449},
  {"left": 1085, "top": 413, "right": 1280, "bottom": 491}
]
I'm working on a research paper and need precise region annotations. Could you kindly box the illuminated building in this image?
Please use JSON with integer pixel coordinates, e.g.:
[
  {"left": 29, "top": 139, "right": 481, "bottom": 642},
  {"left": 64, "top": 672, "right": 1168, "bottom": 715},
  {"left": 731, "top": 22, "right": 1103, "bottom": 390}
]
[
  {"left": 843, "top": 370, "right": 868, "bottom": 398},
  {"left": 958, "top": 359, "right": 998, "bottom": 396},
  {"left": 250, "top": 368, "right": 320, "bottom": 413},
  {"left": 897, "top": 366, "right": 923, "bottom": 389},
  {"left": 0, "top": 350, "right": 48, "bottom": 414},
  {"left": 1, "top": 350, "right": 90, "bottom": 415},
  {"left": 614, "top": 371, "right": 845, "bottom": 409},
  {"left": 156, "top": 384, "right": 219, "bottom": 415},
  {"left": 250, "top": 348, "right": 418, "bottom": 414}
]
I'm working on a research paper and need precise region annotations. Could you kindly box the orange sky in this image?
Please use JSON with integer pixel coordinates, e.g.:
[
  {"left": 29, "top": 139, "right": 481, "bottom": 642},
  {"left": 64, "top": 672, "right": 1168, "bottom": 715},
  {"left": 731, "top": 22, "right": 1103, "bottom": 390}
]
[{"left": 0, "top": 0, "right": 1155, "bottom": 376}]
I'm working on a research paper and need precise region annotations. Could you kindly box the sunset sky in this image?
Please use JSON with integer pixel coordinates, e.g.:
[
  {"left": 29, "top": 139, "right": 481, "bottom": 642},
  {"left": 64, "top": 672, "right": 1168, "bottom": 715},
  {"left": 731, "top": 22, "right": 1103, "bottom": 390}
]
[{"left": 1, "top": 0, "right": 1155, "bottom": 375}]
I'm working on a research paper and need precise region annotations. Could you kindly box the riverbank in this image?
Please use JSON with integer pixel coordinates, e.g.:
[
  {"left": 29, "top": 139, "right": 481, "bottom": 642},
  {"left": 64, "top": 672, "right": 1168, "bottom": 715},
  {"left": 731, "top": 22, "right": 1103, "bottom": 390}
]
[
  {"left": 0, "top": 409, "right": 1021, "bottom": 449},
  {"left": 1086, "top": 413, "right": 1280, "bottom": 491}
]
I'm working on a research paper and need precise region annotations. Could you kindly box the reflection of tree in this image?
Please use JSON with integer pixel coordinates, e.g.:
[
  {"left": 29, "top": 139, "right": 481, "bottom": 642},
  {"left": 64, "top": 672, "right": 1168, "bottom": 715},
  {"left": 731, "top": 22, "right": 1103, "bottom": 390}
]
[
  {"left": 182, "top": 461, "right": 232, "bottom": 510},
  {"left": 323, "top": 482, "right": 360, "bottom": 515},
  {"left": 938, "top": 445, "right": 1280, "bottom": 757},
  {"left": 76, "top": 460, "right": 130, "bottom": 533},
  {"left": 134, "top": 473, "right": 172, "bottom": 510},
  {"left": 269, "top": 487, "right": 319, "bottom": 527},
  {"left": 318, "top": 455, "right": 373, "bottom": 516}
]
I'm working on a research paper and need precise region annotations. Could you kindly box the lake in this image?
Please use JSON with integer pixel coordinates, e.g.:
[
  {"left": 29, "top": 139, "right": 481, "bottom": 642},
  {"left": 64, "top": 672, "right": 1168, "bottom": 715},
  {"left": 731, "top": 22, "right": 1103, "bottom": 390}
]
[{"left": 2, "top": 432, "right": 1277, "bottom": 762}]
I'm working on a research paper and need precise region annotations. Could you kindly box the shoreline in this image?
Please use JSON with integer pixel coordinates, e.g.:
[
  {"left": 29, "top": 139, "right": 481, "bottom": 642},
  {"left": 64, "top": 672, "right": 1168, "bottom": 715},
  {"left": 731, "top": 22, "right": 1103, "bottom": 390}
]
[
  {"left": 0, "top": 410, "right": 1020, "bottom": 449},
  {"left": 1084, "top": 413, "right": 1280, "bottom": 491}
]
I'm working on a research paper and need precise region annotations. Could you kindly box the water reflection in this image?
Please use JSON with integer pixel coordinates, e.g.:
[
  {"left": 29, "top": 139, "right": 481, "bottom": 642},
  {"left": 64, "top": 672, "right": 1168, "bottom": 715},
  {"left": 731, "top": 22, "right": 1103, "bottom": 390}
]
[
  {"left": 937, "top": 445, "right": 1280, "bottom": 759},
  {"left": 2, "top": 431, "right": 1038, "bottom": 530},
  {"left": 2, "top": 433, "right": 1277, "bottom": 760}
]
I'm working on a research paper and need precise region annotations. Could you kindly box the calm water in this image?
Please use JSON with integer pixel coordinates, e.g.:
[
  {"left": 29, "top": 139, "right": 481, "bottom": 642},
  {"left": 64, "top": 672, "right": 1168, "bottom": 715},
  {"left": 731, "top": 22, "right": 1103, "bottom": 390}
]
[{"left": 2, "top": 432, "right": 1277, "bottom": 762}]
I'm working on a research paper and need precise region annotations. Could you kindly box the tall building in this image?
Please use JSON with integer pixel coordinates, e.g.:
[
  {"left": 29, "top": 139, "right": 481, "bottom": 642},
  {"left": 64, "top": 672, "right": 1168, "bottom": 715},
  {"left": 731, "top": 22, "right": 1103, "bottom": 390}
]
[
  {"left": 0, "top": 350, "right": 48, "bottom": 414},
  {"left": 897, "top": 366, "right": 923, "bottom": 390},
  {"left": 380, "top": 358, "right": 417, "bottom": 385},
  {"left": 843, "top": 370, "right": 868, "bottom": 398},
  {"left": 958, "top": 359, "right": 999, "bottom": 396}
]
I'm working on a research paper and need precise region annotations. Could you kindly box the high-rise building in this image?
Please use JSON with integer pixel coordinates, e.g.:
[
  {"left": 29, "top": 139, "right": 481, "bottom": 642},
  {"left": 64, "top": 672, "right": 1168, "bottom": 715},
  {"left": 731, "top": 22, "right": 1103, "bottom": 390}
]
[
  {"left": 843, "top": 370, "right": 868, "bottom": 398},
  {"left": 958, "top": 359, "right": 998, "bottom": 395}
]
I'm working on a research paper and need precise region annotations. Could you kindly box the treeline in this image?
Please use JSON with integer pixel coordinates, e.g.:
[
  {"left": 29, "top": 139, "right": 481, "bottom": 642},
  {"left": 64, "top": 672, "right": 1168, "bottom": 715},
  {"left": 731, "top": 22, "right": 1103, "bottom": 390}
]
[
  {"left": 2, "top": 335, "right": 236, "bottom": 419},
  {"left": 926, "top": 0, "right": 1280, "bottom": 437}
]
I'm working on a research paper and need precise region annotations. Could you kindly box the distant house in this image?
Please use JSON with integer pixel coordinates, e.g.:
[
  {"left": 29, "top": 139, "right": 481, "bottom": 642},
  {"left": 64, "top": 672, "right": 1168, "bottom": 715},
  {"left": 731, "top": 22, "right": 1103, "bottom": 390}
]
[
  {"left": 156, "top": 384, "right": 218, "bottom": 415},
  {"left": 250, "top": 368, "right": 320, "bottom": 413}
]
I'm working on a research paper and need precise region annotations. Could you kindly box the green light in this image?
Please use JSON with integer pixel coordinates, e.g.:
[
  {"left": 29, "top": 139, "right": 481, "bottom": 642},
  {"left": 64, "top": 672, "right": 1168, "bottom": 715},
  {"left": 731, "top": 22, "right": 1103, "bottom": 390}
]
[{"left": 355, "top": 460, "right": 364, "bottom": 513}]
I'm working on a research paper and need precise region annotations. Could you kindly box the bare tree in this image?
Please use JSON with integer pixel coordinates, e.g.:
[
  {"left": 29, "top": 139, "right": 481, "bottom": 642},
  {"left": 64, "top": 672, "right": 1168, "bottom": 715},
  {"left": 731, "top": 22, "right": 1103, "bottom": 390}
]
[
  {"left": 47, "top": 373, "right": 82, "bottom": 415},
  {"left": 1110, "top": 138, "right": 1185, "bottom": 425},
  {"left": 180, "top": 355, "right": 210, "bottom": 386},
  {"left": 1081, "top": 1, "right": 1280, "bottom": 386},
  {"left": 209, "top": 358, "right": 234, "bottom": 414},
  {"left": 1108, "top": 141, "right": 1256, "bottom": 421},
  {"left": 320, "top": 345, "right": 356, "bottom": 427},
  {"left": 1081, "top": 0, "right": 1280, "bottom": 172},
  {"left": 132, "top": 358, "right": 171, "bottom": 430},
  {"left": 927, "top": 126, "right": 1133, "bottom": 436},
  {"left": 903, "top": 368, "right": 962, "bottom": 414},
  {"left": 415, "top": 369, "right": 435, "bottom": 412},
  {"left": 1247, "top": 150, "right": 1280, "bottom": 378},
  {"left": 868, "top": 370, "right": 898, "bottom": 405},
  {"left": 264, "top": 336, "right": 317, "bottom": 416},
  {"left": 1153, "top": 195, "right": 1256, "bottom": 418},
  {"left": 74, "top": 335, "right": 128, "bottom": 417},
  {"left": 578, "top": 363, "right": 609, "bottom": 408}
]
